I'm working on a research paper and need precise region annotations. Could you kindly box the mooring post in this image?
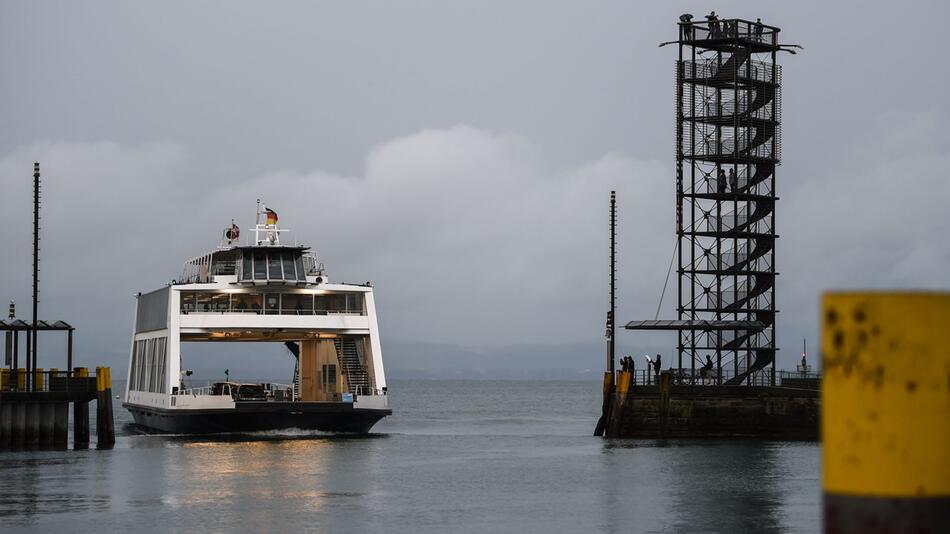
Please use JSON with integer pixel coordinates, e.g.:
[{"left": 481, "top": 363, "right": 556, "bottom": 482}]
[
  {"left": 95, "top": 367, "right": 115, "bottom": 449},
  {"left": 606, "top": 370, "right": 632, "bottom": 437},
  {"left": 73, "top": 367, "right": 90, "bottom": 449},
  {"left": 822, "top": 292, "right": 949, "bottom": 532}
]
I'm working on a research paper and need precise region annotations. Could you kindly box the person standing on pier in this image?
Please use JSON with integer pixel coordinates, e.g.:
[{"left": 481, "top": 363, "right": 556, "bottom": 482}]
[{"left": 654, "top": 354, "right": 662, "bottom": 382}]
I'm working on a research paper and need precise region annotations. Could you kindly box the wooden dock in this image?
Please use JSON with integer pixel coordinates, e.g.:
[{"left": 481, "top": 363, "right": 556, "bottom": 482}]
[{"left": 0, "top": 367, "right": 115, "bottom": 450}]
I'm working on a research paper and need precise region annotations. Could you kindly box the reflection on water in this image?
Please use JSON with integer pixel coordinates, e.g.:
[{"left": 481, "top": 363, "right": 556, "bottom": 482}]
[{"left": 0, "top": 381, "right": 820, "bottom": 533}]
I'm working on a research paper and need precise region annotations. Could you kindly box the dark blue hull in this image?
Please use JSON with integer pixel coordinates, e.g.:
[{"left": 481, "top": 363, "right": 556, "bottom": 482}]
[{"left": 125, "top": 401, "right": 390, "bottom": 434}]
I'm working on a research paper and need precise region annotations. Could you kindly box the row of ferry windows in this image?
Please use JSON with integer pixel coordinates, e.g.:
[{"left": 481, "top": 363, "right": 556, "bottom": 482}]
[
  {"left": 180, "top": 292, "right": 365, "bottom": 315},
  {"left": 129, "top": 336, "right": 168, "bottom": 394},
  {"left": 239, "top": 251, "right": 307, "bottom": 282}
]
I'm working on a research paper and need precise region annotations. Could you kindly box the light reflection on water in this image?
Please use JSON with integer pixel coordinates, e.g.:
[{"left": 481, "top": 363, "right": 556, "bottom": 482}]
[{"left": 0, "top": 380, "right": 820, "bottom": 533}]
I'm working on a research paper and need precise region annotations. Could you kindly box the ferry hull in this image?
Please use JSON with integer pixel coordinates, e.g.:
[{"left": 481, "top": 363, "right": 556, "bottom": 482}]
[{"left": 125, "top": 402, "right": 390, "bottom": 434}]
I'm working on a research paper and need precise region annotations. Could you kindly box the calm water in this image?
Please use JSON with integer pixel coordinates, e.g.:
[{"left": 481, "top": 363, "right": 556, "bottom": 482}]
[{"left": 0, "top": 380, "right": 820, "bottom": 533}]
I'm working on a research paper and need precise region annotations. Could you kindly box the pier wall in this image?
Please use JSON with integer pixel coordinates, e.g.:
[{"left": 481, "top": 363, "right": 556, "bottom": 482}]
[{"left": 610, "top": 383, "right": 819, "bottom": 439}]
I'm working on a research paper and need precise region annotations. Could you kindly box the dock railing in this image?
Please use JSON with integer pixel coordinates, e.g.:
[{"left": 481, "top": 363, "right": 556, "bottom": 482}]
[
  {"left": 0, "top": 368, "right": 98, "bottom": 394},
  {"left": 621, "top": 367, "right": 817, "bottom": 387}
]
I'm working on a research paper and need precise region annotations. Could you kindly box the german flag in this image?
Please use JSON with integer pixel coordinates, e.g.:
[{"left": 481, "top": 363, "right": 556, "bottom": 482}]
[{"left": 265, "top": 208, "right": 278, "bottom": 225}]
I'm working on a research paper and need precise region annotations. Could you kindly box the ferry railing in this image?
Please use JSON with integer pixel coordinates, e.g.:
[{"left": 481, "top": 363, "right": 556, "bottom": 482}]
[
  {"left": 177, "top": 382, "right": 300, "bottom": 402},
  {"left": 180, "top": 305, "right": 366, "bottom": 316},
  {"left": 778, "top": 369, "right": 821, "bottom": 381}
]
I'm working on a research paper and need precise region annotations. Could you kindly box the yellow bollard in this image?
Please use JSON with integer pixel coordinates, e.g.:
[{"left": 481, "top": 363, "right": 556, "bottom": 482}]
[
  {"left": 16, "top": 368, "right": 25, "bottom": 390},
  {"left": 33, "top": 368, "right": 44, "bottom": 391},
  {"left": 822, "top": 292, "right": 950, "bottom": 532}
]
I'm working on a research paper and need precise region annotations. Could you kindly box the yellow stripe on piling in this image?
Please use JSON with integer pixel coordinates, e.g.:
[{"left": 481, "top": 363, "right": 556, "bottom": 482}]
[
  {"left": 34, "top": 368, "right": 44, "bottom": 391},
  {"left": 95, "top": 367, "right": 105, "bottom": 392},
  {"left": 822, "top": 292, "right": 950, "bottom": 498}
]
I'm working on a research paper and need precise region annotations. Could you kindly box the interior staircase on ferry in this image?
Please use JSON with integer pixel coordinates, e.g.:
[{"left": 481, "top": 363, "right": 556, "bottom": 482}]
[{"left": 334, "top": 338, "right": 370, "bottom": 396}]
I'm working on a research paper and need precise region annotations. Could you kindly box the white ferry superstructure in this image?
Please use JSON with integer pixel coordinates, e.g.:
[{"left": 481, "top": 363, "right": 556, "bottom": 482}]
[{"left": 123, "top": 205, "right": 390, "bottom": 434}]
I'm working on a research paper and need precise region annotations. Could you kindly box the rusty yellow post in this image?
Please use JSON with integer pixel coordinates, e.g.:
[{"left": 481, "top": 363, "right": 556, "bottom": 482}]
[
  {"left": 606, "top": 371, "right": 632, "bottom": 437},
  {"left": 16, "top": 368, "right": 25, "bottom": 390},
  {"left": 822, "top": 292, "right": 950, "bottom": 532}
]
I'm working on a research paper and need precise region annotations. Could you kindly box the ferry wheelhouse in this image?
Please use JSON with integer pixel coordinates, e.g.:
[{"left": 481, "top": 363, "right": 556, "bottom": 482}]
[{"left": 123, "top": 205, "right": 390, "bottom": 434}]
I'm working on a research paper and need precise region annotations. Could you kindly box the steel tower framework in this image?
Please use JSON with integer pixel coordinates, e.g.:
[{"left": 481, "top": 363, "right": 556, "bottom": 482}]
[{"left": 675, "top": 18, "right": 783, "bottom": 385}]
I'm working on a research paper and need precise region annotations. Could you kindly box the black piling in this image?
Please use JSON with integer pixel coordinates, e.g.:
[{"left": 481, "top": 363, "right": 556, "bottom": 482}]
[
  {"left": 53, "top": 402, "right": 68, "bottom": 449},
  {"left": 0, "top": 402, "right": 11, "bottom": 448},
  {"left": 95, "top": 367, "right": 115, "bottom": 450},
  {"left": 73, "top": 367, "right": 90, "bottom": 449}
]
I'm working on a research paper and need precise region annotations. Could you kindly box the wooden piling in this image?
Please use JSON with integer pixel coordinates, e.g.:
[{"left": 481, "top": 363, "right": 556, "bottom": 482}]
[
  {"left": 24, "top": 402, "right": 39, "bottom": 447},
  {"left": 658, "top": 372, "right": 671, "bottom": 438},
  {"left": 0, "top": 402, "right": 12, "bottom": 448},
  {"left": 822, "top": 292, "right": 950, "bottom": 533},
  {"left": 12, "top": 403, "right": 25, "bottom": 448},
  {"left": 95, "top": 367, "right": 115, "bottom": 450},
  {"left": 605, "top": 371, "right": 633, "bottom": 438},
  {"left": 39, "top": 402, "right": 54, "bottom": 447},
  {"left": 593, "top": 372, "right": 614, "bottom": 436},
  {"left": 73, "top": 367, "right": 90, "bottom": 449},
  {"left": 53, "top": 402, "right": 68, "bottom": 449}
]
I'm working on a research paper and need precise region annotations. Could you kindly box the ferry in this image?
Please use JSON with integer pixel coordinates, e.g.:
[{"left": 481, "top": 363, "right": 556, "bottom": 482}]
[{"left": 123, "top": 203, "right": 390, "bottom": 434}]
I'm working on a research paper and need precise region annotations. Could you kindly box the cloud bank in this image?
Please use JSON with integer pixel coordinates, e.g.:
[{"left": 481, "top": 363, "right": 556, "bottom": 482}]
[{"left": 1, "top": 116, "right": 947, "bottom": 378}]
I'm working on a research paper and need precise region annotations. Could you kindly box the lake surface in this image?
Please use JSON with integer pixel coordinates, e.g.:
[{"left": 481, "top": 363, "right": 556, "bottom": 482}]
[{"left": 0, "top": 380, "right": 821, "bottom": 533}]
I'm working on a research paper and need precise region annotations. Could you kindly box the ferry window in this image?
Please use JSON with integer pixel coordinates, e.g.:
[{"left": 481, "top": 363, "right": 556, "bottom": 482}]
[
  {"left": 281, "top": 293, "right": 312, "bottom": 315},
  {"left": 294, "top": 255, "right": 306, "bottom": 280},
  {"left": 265, "top": 294, "right": 280, "bottom": 314},
  {"left": 346, "top": 294, "right": 364, "bottom": 314},
  {"left": 328, "top": 294, "right": 346, "bottom": 313},
  {"left": 195, "top": 292, "right": 212, "bottom": 312},
  {"left": 323, "top": 364, "right": 337, "bottom": 385},
  {"left": 241, "top": 253, "right": 252, "bottom": 281},
  {"left": 180, "top": 292, "right": 195, "bottom": 313},
  {"left": 313, "top": 295, "right": 328, "bottom": 315},
  {"left": 253, "top": 252, "right": 267, "bottom": 280},
  {"left": 210, "top": 293, "right": 230, "bottom": 312},
  {"left": 268, "top": 253, "right": 283, "bottom": 279},
  {"left": 232, "top": 292, "right": 262, "bottom": 313},
  {"left": 282, "top": 252, "right": 296, "bottom": 281}
]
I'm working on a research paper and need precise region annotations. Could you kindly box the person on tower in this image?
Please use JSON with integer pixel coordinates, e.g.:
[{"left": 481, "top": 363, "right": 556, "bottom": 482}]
[
  {"left": 680, "top": 13, "right": 694, "bottom": 41},
  {"left": 706, "top": 11, "right": 720, "bottom": 38}
]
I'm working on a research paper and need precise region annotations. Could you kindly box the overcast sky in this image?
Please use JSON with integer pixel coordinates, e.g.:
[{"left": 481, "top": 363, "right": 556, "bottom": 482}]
[{"left": 1, "top": 1, "right": 948, "bottom": 379}]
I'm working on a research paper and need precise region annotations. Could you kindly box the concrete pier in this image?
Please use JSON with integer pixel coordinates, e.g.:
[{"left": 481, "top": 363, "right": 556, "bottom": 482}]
[{"left": 604, "top": 377, "right": 819, "bottom": 439}]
